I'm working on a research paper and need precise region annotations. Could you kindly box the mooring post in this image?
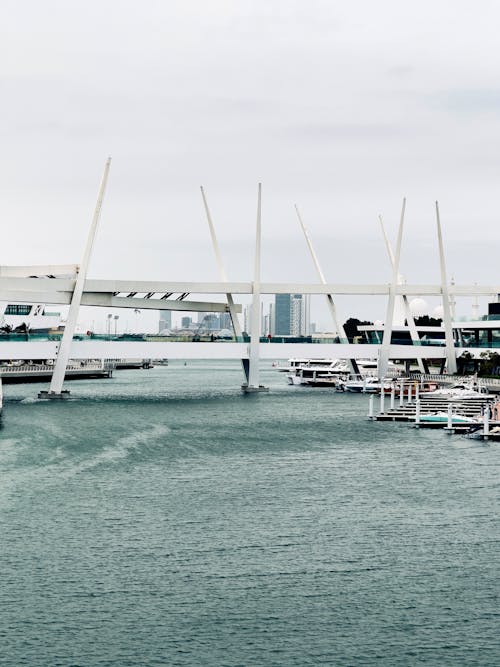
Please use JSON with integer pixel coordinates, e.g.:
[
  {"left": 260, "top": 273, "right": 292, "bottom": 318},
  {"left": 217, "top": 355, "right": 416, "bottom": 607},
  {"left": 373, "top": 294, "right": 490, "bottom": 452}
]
[
  {"left": 399, "top": 379, "right": 404, "bottom": 407},
  {"left": 415, "top": 398, "right": 421, "bottom": 426},
  {"left": 415, "top": 383, "right": 419, "bottom": 401},
  {"left": 390, "top": 384, "right": 395, "bottom": 410},
  {"left": 483, "top": 408, "right": 490, "bottom": 440},
  {"left": 368, "top": 394, "right": 374, "bottom": 419},
  {"left": 407, "top": 383, "right": 412, "bottom": 405},
  {"left": 379, "top": 389, "right": 385, "bottom": 415},
  {"left": 447, "top": 404, "right": 453, "bottom": 429}
]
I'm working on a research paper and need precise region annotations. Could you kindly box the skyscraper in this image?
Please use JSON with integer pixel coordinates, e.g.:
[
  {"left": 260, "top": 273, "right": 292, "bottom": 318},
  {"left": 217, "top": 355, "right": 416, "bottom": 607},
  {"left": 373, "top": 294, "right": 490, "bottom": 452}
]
[
  {"left": 275, "top": 294, "right": 291, "bottom": 335},
  {"left": 158, "top": 310, "right": 172, "bottom": 332},
  {"left": 274, "top": 294, "right": 310, "bottom": 336}
]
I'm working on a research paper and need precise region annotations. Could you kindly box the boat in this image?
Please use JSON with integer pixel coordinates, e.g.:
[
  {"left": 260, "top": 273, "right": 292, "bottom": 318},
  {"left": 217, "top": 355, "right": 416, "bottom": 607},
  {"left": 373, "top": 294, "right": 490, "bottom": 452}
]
[
  {"left": 430, "top": 383, "right": 493, "bottom": 400},
  {"left": 0, "top": 302, "right": 62, "bottom": 333},
  {"left": 286, "top": 359, "right": 350, "bottom": 386},
  {"left": 344, "top": 376, "right": 392, "bottom": 393},
  {"left": 419, "top": 411, "right": 479, "bottom": 424}
]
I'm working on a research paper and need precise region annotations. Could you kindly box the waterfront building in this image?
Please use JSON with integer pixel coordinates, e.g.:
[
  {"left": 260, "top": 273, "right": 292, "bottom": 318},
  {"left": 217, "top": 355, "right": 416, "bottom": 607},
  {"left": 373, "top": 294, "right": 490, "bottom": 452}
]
[
  {"left": 275, "top": 294, "right": 310, "bottom": 336},
  {"left": 181, "top": 316, "right": 192, "bottom": 328},
  {"left": 158, "top": 310, "right": 172, "bottom": 332}
]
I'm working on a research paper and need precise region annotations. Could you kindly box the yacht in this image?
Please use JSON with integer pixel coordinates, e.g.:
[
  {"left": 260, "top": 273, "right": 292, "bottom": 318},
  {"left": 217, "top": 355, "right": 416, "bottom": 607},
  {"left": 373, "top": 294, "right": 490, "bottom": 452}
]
[
  {"left": 0, "top": 302, "right": 61, "bottom": 333},
  {"left": 285, "top": 359, "right": 350, "bottom": 386}
]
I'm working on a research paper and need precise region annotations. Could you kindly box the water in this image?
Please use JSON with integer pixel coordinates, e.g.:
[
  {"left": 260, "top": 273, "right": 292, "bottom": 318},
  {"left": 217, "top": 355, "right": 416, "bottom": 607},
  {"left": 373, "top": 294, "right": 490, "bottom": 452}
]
[{"left": 1, "top": 361, "right": 499, "bottom": 666}]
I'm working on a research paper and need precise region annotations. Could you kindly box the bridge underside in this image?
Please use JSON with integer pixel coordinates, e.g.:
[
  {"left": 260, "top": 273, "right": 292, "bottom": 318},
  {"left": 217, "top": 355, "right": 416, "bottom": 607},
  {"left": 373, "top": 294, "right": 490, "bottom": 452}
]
[{"left": 0, "top": 340, "right": 491, "bottom": 361}]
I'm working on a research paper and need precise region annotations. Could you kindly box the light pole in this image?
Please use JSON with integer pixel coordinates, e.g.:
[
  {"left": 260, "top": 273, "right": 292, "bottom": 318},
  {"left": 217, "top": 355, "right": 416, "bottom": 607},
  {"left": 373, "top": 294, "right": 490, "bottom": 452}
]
[
  {"left": 114, "top": 315, "right": 119, "bottom": 336},
  {"left": 107, "top": 313, "right": 112, "bottom": 337}
]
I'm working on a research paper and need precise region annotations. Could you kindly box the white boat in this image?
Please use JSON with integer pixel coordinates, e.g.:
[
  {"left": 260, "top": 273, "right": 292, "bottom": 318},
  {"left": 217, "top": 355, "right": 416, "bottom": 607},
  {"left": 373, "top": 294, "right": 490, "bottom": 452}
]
[
  {"left": 344, "top": 376, "right": 392, "bottom": 393},
  {"left": 419, "top": 411, "right": 479, "bottom": 424},
  {"left": 285, "top": 358, "right": 350, "bottom": 386},
  {"left": 0, "top": 302, "right": 61, "bottom": 333},
  {"left": 430, "top": 383, "right": 493, "bottom": 400}
]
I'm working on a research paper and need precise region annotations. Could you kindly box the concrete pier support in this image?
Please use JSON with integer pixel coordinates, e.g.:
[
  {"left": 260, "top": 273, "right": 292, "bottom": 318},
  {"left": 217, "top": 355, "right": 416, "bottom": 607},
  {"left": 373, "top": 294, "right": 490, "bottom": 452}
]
[
  {"left": 39, "top": 158, "right": 111, "bottom": 399},
  {"left": 379, "top": 198, "right": 405, "bottom": 379},
  {"left": 435, "top": 202, "right": 457, "bottom": 375},
  {"left": 243, "top": 183, "right": 268, "bottom": 393},
  {"left": 295, "top": 205, "right": 359, "bottom": 375},
  {"left": 200, "top": 186, "right": 248, "bottom": 385}
]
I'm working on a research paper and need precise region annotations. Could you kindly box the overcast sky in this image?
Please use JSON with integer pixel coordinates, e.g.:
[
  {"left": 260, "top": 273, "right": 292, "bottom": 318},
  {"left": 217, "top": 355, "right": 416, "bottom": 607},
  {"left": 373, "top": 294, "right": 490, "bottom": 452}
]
[{"left": 2, "top": 0, "right": 499, "bottom": 330}]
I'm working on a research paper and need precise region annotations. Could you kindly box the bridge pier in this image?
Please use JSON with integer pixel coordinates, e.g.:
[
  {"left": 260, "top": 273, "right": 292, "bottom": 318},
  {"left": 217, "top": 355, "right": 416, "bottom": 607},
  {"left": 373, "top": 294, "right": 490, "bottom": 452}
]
[
  {"left": 38, "top": 390, "right": 71, "bottom": 400},
  {"left": 39, "top": 159, "right": 111, "bottom": 399},
  {"left": 243, "top": 184, "right": 268, "bottom": 393}
]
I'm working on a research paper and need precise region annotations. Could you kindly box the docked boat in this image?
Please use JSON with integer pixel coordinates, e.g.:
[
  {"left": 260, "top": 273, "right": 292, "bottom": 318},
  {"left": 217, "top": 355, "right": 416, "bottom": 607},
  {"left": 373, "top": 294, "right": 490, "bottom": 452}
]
[
  {"left": 344, "top": 376, "right": 393, "bottom": 393},
  {"left": 286, "top": 359, "right": 350, "bottom": 386},
  {"left": 430, "top": 383, "right": 493, "bottom": 400},
  {"left": 419, "top": 411, "right": 479, "bottom": 424}
]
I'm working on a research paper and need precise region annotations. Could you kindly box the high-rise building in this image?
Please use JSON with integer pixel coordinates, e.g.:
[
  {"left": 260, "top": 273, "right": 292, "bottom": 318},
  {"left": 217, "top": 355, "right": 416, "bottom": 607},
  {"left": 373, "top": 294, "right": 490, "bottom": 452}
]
[
  {"left": 275, "top": 294, "right": 291, "bottom": 335},
  {"left": 158, "top": 310, "right": 172, "bottom": 332},
  {"left": 243, "top": 305, "right": 251, "bottom": 333},
  {"left": 181, "top": 316, "right": 192, "bottom": 328},
  {"left": 219, "top": 312, "right": 232, "bottom": 330},
  {"left": 274, "top": 294, "right": 310, "bottom": 336}
]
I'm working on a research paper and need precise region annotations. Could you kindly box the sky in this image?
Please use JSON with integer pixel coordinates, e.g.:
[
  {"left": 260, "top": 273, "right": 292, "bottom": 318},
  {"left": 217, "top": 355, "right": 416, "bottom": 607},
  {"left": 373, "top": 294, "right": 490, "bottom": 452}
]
[{"left": 1, "top": 0, "right": 500, "bottom": 331}]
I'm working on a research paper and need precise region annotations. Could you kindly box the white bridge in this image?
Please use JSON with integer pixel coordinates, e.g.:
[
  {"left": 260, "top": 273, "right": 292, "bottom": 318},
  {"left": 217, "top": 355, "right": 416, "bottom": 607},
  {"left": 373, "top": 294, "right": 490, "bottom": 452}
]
[{"left": 1, "top": 160, "right": 498, "bottom": 397}]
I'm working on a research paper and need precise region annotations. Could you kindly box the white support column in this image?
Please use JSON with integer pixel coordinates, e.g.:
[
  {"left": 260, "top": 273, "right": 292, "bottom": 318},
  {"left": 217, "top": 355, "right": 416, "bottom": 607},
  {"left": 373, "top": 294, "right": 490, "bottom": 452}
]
[
  {"left": 379, "top": 198, "right": 406, "bottom": 379},
  {"left": 435, "top": 202, "right": 457, "bottom": 374},
  {"left": 295, "top": 205, "right": 357, "bottom": 374},
  {"left": 368, "top": 394, "right": 374, "bottom": 419},
  {"left": 379, "top": 214, "right": 425, "bottom": 374},
  {"left": 200, "top": 187, "right": 242, "bottom": 339},
  {"left": 40, "top": 158, "right": 111, "bottom": 398},
  {"left": 245, "top": 183, "right": 267, "bottom": 392},
  {"left": 483, "top": 408, "right": 490, "bottom": 439}
]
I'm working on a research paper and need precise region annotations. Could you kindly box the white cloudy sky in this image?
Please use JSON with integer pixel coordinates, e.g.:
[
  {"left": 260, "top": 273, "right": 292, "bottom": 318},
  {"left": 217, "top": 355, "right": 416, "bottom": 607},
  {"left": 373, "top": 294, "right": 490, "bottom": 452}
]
[{"left": 1, "top": 0, "right": 499, "bottom": 330}]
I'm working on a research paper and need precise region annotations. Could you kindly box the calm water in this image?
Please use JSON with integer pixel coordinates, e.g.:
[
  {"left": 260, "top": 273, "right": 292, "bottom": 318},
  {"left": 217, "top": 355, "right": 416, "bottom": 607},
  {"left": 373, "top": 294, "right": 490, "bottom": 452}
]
[{"left": 1, "top": 361, "right": 499, "bottom": 666}]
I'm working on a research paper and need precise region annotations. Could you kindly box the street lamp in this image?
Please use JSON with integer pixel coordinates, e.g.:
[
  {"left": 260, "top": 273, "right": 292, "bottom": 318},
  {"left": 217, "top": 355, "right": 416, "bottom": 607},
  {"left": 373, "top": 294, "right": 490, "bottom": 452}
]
[
  {"left": 107, "top": 313, "right": 112, "bottom": 337},
  {"left": 114, "top": 315, "right": 119, "bottom": 336}
]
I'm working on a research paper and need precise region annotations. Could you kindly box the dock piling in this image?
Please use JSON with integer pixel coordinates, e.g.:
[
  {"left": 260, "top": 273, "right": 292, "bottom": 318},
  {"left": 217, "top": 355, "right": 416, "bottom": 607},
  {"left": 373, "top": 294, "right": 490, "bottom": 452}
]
[
  {"left": 379, "top": 388, "right": 385, "bottom": 414},
  {"left": 483, "top": 409, "right": 490, "bottom": 440}
]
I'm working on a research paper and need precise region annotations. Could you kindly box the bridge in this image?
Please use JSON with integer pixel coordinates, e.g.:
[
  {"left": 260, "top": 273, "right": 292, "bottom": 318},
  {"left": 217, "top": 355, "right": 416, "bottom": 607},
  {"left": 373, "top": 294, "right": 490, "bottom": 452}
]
[{"left": 1, "top": 159, "right": 499, "bottom": 397}]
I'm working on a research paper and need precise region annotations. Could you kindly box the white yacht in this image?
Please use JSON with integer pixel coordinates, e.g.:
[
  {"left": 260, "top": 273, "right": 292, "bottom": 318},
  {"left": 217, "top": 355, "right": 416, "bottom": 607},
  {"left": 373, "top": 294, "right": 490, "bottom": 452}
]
[
  {"left": 285, "top": 359, "right": 350, "bottom": 386},
  {"left": 0, "top": 302, "right": 61, "bottom": 333}
]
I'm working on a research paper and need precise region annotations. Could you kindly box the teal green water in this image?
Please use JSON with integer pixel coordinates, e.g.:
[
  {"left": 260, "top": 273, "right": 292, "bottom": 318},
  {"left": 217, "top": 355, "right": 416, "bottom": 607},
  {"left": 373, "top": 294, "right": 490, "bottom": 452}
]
[{"left": 1, "top": 361, "right": 499, "bottom": 666}]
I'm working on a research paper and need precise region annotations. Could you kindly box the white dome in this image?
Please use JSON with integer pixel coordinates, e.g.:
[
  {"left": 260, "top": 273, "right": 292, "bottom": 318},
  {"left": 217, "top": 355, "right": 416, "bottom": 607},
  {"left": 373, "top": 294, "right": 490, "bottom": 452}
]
[
  {"left": 374, "top": 319, "right": 383, "bottom": 327},
  {"left": 409, "top": 298, "right": 428, "bottom": 316},
  {"left": 432, "top": 305, "right": 444, "bottom": 319}
]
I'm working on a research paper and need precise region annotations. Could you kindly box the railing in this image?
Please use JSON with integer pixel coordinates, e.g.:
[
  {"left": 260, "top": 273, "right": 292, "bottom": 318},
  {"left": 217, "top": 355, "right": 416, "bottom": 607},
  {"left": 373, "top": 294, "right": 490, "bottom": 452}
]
[
  {"left": 2, "top": 331, "right": 500, "bottom": 347},
  {"left": 407, "top": 372, "right": 500, "bottom": 388},
  {"left": 0, "top": 361, "right": 115, "bottom": 375}
]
